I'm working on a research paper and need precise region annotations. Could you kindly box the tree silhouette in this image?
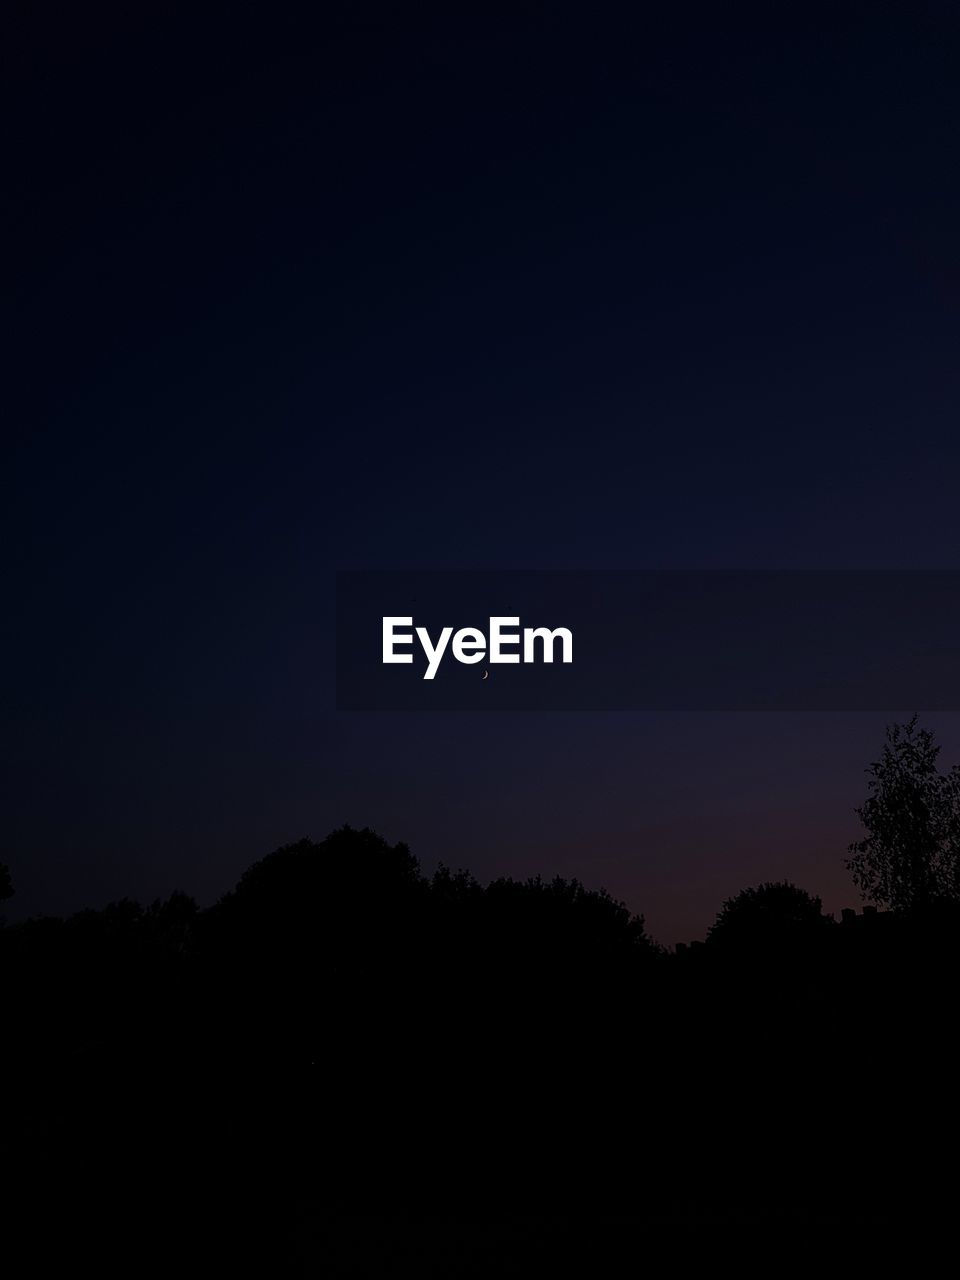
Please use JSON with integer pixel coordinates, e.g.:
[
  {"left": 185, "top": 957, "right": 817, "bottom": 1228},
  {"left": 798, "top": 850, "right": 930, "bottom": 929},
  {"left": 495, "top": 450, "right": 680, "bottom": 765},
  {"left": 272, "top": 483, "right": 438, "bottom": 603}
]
[
  {"left": 706, "top": 880, "right": 828, "bottom": 949},
  {"left": 846, "top": 717, "right": 960, "bottom": 911},
  {"left": 199, "top": 825, "right": 429, "bottom": 1001}
]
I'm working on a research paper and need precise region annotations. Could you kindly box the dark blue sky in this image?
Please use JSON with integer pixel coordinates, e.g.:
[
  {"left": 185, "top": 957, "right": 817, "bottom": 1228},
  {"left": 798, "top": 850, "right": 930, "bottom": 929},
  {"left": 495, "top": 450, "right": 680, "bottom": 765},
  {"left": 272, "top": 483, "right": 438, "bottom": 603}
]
[{"left": 4, "top": 3, "right": 960, "bottom": 940}]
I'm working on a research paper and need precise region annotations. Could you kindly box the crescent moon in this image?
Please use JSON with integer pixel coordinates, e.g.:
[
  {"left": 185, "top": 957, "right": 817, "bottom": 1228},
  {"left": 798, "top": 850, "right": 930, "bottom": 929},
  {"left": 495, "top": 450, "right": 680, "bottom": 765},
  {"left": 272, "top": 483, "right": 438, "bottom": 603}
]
[{"left": 481, "top": 669, "right": 488, "bottom": 679}]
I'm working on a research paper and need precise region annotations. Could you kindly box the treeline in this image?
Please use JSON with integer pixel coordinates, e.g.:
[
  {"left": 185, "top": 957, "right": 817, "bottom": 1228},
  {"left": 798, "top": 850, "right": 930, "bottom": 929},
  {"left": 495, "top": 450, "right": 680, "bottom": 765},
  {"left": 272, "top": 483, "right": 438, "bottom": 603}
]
[{"left": 4, "top": 719, "right": 960, "bottom": 1264}]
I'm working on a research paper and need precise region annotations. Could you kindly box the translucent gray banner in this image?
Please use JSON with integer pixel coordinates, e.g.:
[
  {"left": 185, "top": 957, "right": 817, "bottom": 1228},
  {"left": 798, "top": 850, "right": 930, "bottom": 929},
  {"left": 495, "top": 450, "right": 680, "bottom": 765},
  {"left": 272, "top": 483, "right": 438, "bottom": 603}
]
[{"left": 336, "top": 571, "right": 960, "bottom": 710}]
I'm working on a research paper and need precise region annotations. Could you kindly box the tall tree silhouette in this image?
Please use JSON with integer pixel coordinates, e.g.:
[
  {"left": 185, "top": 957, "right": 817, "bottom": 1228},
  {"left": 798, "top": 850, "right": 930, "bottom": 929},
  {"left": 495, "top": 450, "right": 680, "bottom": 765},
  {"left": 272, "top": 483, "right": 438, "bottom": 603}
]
[{"left": 846, "top": 717, "right": 960, "bottom": 911}]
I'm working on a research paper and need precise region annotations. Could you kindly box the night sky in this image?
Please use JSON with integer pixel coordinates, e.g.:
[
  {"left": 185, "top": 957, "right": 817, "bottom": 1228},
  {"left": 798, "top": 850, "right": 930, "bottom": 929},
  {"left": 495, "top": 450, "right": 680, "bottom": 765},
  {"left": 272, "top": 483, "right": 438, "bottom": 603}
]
[{"left": 5, "top": 3, "right": 960, "bottom": 942}]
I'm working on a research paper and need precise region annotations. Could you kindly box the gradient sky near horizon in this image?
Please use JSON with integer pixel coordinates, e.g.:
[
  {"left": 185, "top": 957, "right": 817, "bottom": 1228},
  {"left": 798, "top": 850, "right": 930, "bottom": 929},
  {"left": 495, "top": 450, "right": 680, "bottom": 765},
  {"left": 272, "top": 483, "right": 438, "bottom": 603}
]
[{"left": 5, "top": 3, "right": 960, "bottom": 942}]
